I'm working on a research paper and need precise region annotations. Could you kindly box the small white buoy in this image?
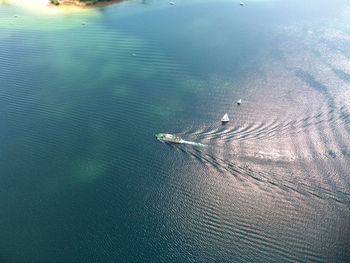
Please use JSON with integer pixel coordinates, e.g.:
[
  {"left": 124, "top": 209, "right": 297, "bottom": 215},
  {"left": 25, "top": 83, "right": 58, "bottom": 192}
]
[
  {"left": 132, "top": 53, "right": 137, "bottom": 56},
  {"left": 82, "top": 21, "right": 86, "bottom": 25},
  {"left": 9, "top": 21, "right": 14, "bottom": 25},
  {"left": 237, "top": 99, "right": 242, "bottom": 105},
  {"left": 169, "top": 1, "right": 175, "bottom": 5},
  {"left": 240, "top": 2, "right": 244, "bottom": 6}
]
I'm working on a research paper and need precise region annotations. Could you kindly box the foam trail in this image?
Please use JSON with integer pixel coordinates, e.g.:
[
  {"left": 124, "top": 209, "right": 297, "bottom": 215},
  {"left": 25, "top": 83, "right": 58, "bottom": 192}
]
[{"left": 181, "top": 140, "right": 207, "bottom": 147}]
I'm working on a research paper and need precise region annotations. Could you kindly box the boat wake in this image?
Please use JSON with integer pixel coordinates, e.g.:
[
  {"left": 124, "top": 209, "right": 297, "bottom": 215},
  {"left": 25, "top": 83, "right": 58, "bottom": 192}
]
[{"left": 181, "top": 140, "right": 207, "bottom": 147}]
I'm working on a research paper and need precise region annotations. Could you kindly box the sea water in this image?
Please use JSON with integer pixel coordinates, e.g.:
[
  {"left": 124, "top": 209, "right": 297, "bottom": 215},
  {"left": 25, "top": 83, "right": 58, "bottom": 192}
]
[{"left": 0, "top": 0, "right": 349, "bottom": 261}]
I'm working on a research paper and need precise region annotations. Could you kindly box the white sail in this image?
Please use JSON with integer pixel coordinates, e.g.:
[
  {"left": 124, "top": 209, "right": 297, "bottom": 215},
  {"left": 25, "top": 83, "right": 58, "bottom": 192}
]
[{"left": 221, "top": 113, "right": 229, "bottom": 122}]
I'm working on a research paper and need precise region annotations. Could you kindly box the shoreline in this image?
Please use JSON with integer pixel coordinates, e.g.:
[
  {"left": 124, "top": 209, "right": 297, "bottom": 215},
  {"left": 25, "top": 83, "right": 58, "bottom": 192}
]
[
  {"left": 48, "top": 0, "right": 125, "bottom": 9},
  {"left": 1, "top": 0, "right": 125, "bottom": 15}
]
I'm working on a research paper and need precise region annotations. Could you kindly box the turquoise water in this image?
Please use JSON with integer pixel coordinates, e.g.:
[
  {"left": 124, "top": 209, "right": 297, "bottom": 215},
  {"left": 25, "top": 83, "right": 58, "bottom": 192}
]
[{"left": 0, "top": 0, "right": 350, "bottom": 262}]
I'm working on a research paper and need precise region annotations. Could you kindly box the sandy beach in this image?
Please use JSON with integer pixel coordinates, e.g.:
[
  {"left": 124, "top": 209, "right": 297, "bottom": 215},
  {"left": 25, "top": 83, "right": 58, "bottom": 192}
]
[{"left": 2, "top": 0, "right": 123, "bottom": 14}]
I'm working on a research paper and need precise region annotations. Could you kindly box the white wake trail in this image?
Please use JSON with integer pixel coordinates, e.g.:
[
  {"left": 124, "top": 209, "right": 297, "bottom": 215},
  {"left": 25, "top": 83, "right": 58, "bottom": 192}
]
[{"left": 180, "top": 140, "right": 207, "bottom": 147}]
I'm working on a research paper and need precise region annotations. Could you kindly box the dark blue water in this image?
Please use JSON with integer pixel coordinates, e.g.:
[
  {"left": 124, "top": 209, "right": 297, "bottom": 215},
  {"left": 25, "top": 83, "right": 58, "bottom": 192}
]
[{"left": 0, "top": 0, "right": 350, "bottom": 262}]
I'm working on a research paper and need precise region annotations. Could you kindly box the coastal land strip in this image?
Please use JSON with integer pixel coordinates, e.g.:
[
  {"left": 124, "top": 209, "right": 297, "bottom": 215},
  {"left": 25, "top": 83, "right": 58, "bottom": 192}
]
[{"left": 49, "top": 0, "right": 124, "bottom": 9}]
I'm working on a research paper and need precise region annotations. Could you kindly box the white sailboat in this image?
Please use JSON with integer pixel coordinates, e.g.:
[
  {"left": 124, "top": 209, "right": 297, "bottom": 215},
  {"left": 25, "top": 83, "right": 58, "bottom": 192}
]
[
  {"left": 237, "top": 99, "right": 242, "bottom": 105},
  {"left": 221, "top": 113, "right": 229, "bottom": 123}
]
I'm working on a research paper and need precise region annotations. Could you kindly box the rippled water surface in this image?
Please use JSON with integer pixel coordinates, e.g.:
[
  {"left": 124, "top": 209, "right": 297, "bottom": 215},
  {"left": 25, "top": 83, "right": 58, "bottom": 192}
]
[{"left": 0, "top": 0, "right": 350, "bottom": 262}]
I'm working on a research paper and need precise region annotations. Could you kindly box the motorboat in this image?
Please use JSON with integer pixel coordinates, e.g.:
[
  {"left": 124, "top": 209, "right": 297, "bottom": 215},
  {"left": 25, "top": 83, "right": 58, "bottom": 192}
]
[{"left": 156, "top": 133, "right": 183, "bottom": 143}]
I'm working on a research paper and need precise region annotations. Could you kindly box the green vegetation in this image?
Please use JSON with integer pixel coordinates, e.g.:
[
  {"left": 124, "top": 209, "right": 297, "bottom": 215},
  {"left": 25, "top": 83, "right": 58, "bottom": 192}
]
[
  {"left": 79, "top": 0, "right": 112, "bottom": 5},
  {"left": 50, "top": 0, "right": 59, "bottom": 5},
  {"left": 50, "top": 0, "right": 113, "bottom": 6}
]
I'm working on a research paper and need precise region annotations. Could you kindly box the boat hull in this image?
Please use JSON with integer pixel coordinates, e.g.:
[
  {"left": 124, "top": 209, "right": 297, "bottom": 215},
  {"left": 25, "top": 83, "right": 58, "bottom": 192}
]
[{"left": 155, "top": 133, "right": 182, "bottom": 144}]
